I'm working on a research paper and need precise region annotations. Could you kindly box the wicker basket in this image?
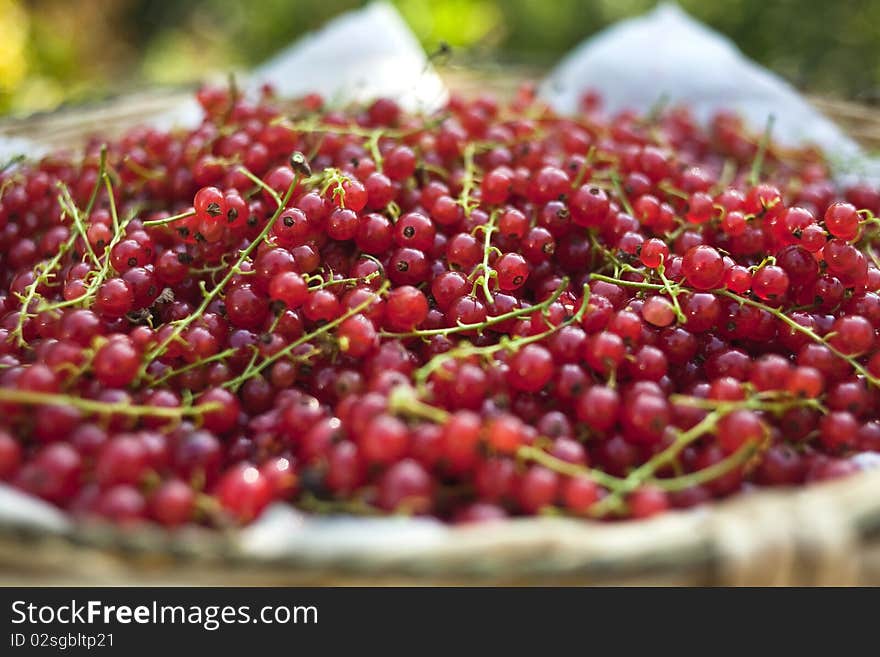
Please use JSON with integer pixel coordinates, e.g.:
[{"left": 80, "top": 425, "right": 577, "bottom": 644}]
[{"left": 1, "top": 71, "right": 880, "bottom": 586}]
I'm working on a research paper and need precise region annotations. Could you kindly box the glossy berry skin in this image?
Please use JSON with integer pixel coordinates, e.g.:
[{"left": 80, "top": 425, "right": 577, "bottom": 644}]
[
  {"left": 446, "top": 233, "right": 481, "bottom": 270},
  {"left": 481, "top": 167, "right": 513, "bottom": 205},
  {"left": 356, "top": 213, "right": 393, "bottom": 254},
  {"left": 199, "top": 387, "right": 240, "bottom": 434},
  {"left": 272, "top": 207, "right": 310, "bottom": 247},
  {"left": 384, "top": 285, "right": 429, "bottom": 332},
  {"left": 641, "top": 296, "right": 675, "bottom": 327},
  {"left": 360, "top": 415, "right": 410, "bottom": 465},
  {"left": 194, "top": 186, "right": 225, "bottom": 220},
  {"left": 752, "top": 265, "right": 789, "bottom": 302},
  {"left": 226, "top": 284, "right": 269, "bottom": 329},
  {"left": 570, "top": 185, "right": 609, "bottom": 227},
  {"left": 819, "top": 412, "right": 859, "bottom": 451},
  {"left": 93, "top": 338, "right": 140, "bottom": 387},
  {"left": 388, "top": 247, "right": 429, "bottom": 285},
  {"left": 682, "top": 246, "right": 724, "bottom": 290},
  {"left": 215, "top": 463, "right": 273, "bottom": 523},
  {"left": 563, "top": 476, "right": 599, "bottom": 514},
  {"left": 111, "top": 240, "right": 152, "bottom": 271},
  {"left": 377, "top": 459, "right": 433, "bottom": 513},
  {"left": 94, "top": 435, "right": 149, "bottom": 487},
  {"left": 509, "top": 345, "right": 554, "bottom": 393},
  {"left": 517, "top": 466, "right": 559, "bottom": 513},
  {"left": 640, "top": 238, "right": 669, "bottom": 269},
  {"left": 394, "top": 212, "right": 435, "bottom": 251},
  {"left": 150, "top": 479, "right": 195, "bottom": 527},
  {"left": 446, "top": 295, "right": 487, "bottom": 327},
  {"left": 326, "top": 208, "right": 359, "bottom": 241},
  {"left": 498, "top": 208, "right": 528, "bottom": 240},
  {"left": 829, "top": 315, "right": 874, "bottom": 356},
  {"left": 486, "top": 414, "right": 527, "bottom": 454},
  {"left": 585, "top": 331, "right": 625, "bottom": 375},
  {"left": 384, "top": 146, "right": 416, "bottom": 181},
  {"left": 15, "top": 443, "right": 82, "bottom": 504},
  {"left": 824, "top": 202, "right": 860, "bottom": 241},
  {"left": 724, "top": 265, "right": 752, "bottom": 294},
  {"left": 441, "top": 411, "right": 481, "bottom": 474},
  {"left": 431, "top": 272, "right": 468, "bottom": 312},
  {"left": 621, "top": 393, "right": 670, "bottom": 445},
  {"left": 576, "top": 385, "right": 620, "bottom": 432},
  {"left": 629, "top": 486, "right": 669, "bottom": 519},
  {"left": 0, "top": 431, "right": 22, "bottom": 479},
  {"left": 338, "top": 314, "right": 378, "bottom": 357},
  {"left": 717, "top": 409, "right": 765, "bottom": 454},
  {"left": 268, "top": 271, "right": 309, "bottom": 308},
  {"left": 93, "top": 485, "right": 147, "bottom": 524},
  {"left": 94, "top": 278, "right": 134, "bottom": 318},
  {"left": 495, "top": 252, "right": 529, "bottom": 292}
]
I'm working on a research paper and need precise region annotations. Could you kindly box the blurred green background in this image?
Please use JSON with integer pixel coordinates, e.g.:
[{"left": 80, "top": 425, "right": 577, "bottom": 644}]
[{"left": 1, "top": 0, "right": 879, "bottom": 115}]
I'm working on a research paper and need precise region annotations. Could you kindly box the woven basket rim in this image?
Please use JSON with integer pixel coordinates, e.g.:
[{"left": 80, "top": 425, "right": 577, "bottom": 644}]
[{"left": 2, "top": 466, "right": 879, "bottom": 584}]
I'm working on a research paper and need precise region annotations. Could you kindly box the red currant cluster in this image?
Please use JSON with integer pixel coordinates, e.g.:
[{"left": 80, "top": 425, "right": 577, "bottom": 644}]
[{"left": 1, "top": 82, "right": 879, "bottom": 527}]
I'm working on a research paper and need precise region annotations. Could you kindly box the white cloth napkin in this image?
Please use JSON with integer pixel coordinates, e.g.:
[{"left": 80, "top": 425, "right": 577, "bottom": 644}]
[
  {"left": 153, "top": 2, "right": 447, "bottom": 131},
  {"left": 539, "top": 3, "right": 879, "bottom": 184}
]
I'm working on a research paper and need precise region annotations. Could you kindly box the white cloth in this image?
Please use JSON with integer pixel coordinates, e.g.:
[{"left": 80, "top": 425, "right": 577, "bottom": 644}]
[
  {"left": 539, "top": 3, "right": 879, "bottom": 184},
  {"left": 153, "top": 2, "right": 447, "bottom": 130}
]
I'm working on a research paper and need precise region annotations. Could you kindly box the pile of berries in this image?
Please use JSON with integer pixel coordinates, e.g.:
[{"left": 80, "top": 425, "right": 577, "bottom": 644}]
[{"left": 1, "top": 81, "right": 880, "bottom": 528}]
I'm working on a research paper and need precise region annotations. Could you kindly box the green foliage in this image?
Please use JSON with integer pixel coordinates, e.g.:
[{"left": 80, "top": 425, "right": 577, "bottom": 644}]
[{"left": 2, "top": 0, "right": 879, "bottom": 114}]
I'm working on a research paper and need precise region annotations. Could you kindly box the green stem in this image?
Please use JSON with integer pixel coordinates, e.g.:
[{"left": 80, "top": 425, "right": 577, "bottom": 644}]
[
  {"left": 458, "top": 142, "right": 479, "bottom": 217},
  {"left": 517, "top": 445, "right": 626, "bottom": 491},
  {"left": 0, "top": 388, "right": 219, "bottom": 420},
  {"left": 657, "top": 181, "right": 689, "bottom": 200},
  {"left": 0, "top": 154, "right": 25, "bottom": 174},
  {"left": 657, "top": 263, "right": 687, "bottom": 323},
  {"left": 588, "top": 393, "right": 818, "bottom": 517},
  {"left": 138, "top": 168, "right": 304, "bottom": 381},
  {"left": 670, "top": 391, "right": 825, "bottom": 415},
  {"left": 123, "top": 156, "right": 164, "bottom": 181},
  {"left": 276, "top": 117, "right": 408, "bottom": 141},
  {"left": 306, "top": 270, "right": 380, "bottom": 291},
  {"left": 590, "top": 272, "right": 663, "bottom": 292},
  {"left": 749, "top": 114, "right": 776, "bottom": 187},
  {"left": 39, "top": 220, "right": 135, "bottom": 314},
  {"left": 142, "top": 208, "right": 197, "bottom": 227},
  {"left": 588, "top": 232, "right": 627, "bottom": 276},
  {"left": 609, "top": 170, "right": 633, "bottom": 215},
  {"left": 103, "top": 170, "right": 120, "bottom": 236},
  {"left": 714, "top": 289, "right": 880, "bottom": 389},
  {"left": 366, "top": 129, "right": 384, "bottom": 172},
  {"left": 571, "top": 146, "right": 596, "bottom": 189},
  {"left": 221, "top": 280, "right": 390, "bottom": 391},
  {"left": 589, "top": 269, "right": 880, "bottom": 390},
  {"left": 412, "top": 281, "right": 589, "bottom": 391},
  {"left": 388, "top": 385, "right": 451, "bottom": 424},
  {"left": 475, "top": 209, "right": 499, "bottom": 304},
  {"left": 11, "top": 233, "right": 77, "bottom": 347},
  {"left": 58, "top": 184, "right": 100, "bottom": 268},
  {"left": 380, "top": 277, "right": 569, "bottom": 339},
  {"left": 82, "top": 146, "right": 108, "bottom": 221},
  {"left": 650, "top": 444, "right": 756, "bottom": 492},
  {"left": 10, "top": 151, "right": 110, "bottom": 346},
  {"left": 588, "top": 411, "right": 722, "bottom": 518},
  {"left": 149, "top": 347, "right": 237, "bottom": 387}
]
